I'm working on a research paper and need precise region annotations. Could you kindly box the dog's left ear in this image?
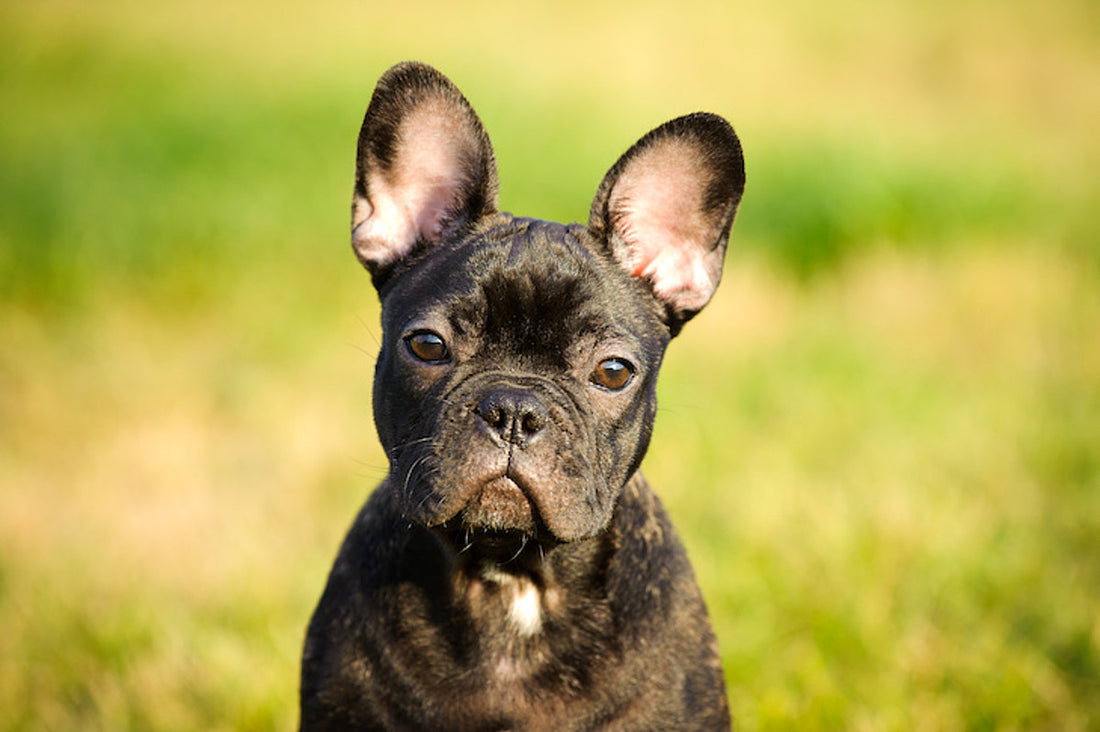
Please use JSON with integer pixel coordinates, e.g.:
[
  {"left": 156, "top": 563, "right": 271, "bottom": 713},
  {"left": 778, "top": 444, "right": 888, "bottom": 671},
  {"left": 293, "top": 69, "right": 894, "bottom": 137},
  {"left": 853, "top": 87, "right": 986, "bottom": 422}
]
[
  {"left": 589, "top": 113, "right": 745, "bottom": 335},
  {"left": 352, "top": 62, "right": 499, "bottom": 286}
]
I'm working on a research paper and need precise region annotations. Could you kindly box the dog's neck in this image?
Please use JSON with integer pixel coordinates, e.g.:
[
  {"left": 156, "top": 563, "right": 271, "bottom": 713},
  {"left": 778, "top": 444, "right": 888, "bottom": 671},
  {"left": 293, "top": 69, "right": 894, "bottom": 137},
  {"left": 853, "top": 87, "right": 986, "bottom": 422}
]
[
  {"left": 385, "top": 486, "right": 621, "bottom": 660},
  {"left": 435, "top": 523, "right": 613, "bottom": 628}
]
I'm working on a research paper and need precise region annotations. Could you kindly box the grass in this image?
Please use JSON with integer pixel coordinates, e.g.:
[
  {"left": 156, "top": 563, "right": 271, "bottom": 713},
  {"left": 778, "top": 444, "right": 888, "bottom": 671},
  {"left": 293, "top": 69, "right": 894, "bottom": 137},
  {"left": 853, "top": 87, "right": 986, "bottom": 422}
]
[
  {"left": 655, "top": 251, "right": 1100, "bottom": 727},
  {"left": 1, "top": 0, "right": 1098, "bottom": 729}
]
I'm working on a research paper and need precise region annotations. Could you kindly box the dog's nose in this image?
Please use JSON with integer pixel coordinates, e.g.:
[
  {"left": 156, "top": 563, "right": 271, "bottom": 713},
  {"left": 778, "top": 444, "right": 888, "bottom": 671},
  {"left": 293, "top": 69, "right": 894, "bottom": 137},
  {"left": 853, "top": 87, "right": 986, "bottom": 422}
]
[{"left": 474, "top": 388, "right": 549, "bottom": 447}]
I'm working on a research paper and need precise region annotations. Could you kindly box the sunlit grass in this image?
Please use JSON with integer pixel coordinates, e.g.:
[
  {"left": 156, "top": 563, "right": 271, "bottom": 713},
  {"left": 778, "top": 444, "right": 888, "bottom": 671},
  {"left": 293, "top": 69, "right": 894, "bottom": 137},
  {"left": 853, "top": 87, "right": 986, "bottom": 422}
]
[
  {"left": 654, "top": 248, "right": 1100, "bottom": 728},
  {"left": 1, "top": 0, "right": 1098, "bottom": 729}
]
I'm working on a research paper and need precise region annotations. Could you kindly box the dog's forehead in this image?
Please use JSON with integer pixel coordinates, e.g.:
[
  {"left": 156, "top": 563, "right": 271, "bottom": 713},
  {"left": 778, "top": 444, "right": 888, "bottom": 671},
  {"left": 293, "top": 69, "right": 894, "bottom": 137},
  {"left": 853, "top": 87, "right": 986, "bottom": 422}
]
[
  {"left": 383, "top": 217, "right": 665, "bottom": 354},
  {"left": 464, "top": 220, "right": 606, "bottom": 333}
]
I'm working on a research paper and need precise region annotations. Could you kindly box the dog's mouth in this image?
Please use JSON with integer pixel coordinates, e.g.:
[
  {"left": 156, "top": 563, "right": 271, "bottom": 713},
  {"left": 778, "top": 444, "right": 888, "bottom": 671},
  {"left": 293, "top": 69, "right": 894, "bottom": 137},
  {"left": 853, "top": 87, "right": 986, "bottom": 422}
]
[
  {"left": 436, "top": 518, "right": 564, "bottom": 568},
  {"left": 432, "top": 474, "right": 560, "bottom": 563},
  {"left": 437, "top": 523, "right": 539, "bottom": 564}
]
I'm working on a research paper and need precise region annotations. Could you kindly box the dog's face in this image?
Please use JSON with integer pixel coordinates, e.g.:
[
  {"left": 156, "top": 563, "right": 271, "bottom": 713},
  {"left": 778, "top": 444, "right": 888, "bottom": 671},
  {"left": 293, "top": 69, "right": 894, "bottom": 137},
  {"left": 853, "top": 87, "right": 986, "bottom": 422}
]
[
  {"left": 372, "top": 219, "right": 669, "bottom": 545},
  {"left": 352, "top": 63, "right": 744, "bottom": 551}
]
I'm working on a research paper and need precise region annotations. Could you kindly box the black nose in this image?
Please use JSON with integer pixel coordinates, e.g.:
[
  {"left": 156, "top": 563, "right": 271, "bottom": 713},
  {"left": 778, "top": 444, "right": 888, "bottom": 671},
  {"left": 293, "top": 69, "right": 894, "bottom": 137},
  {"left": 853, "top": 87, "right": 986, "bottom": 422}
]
[{"left": 474, "top": 388, "right": 549, "bottom": 447}]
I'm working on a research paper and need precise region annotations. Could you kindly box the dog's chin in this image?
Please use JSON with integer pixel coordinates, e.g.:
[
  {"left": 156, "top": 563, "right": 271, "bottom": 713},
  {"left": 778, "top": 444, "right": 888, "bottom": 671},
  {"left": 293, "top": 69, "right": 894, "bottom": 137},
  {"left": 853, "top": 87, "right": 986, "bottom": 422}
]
[
  {"left": 427, "top": 476, "right": 557, "bottom": 562},
  {"left": 461, "top": 475, "right": 537, "bottom": 531}
]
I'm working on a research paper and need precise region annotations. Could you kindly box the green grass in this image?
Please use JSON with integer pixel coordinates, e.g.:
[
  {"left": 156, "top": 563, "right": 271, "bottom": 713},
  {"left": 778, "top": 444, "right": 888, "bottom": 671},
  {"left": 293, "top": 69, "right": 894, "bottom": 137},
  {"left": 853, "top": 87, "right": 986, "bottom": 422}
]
[
  {"left": 654, "top": 252, "right": 1100, "bottom": 727},
  {"left": 1, "top": 1, "right": 1098, "bottom": 729}
]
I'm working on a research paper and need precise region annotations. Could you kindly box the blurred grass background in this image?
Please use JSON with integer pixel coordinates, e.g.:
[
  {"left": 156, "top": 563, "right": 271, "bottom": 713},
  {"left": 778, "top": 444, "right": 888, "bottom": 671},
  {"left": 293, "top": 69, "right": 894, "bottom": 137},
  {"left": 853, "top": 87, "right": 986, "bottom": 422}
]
[{"left": 1, "top": 0, "right": 1098, "bottom": 728}]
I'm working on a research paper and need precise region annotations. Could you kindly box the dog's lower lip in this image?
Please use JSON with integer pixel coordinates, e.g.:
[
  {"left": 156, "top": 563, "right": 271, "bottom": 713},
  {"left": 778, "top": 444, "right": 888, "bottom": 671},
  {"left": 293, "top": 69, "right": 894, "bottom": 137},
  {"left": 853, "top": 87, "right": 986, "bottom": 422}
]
[
  {"left": 437, "top": 521, "right": 537, "bottom": 560},
  {"left": 468, "top": 529, "right": 525, "bottom": 549}
]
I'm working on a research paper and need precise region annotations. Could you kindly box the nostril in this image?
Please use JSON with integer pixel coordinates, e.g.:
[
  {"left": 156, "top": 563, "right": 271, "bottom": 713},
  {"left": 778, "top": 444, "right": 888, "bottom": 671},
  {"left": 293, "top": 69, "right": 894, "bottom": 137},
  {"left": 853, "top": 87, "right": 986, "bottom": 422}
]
[
  {"left": 474, "top": 388, "right": 549, "bottom": 446},
  {"left": 475, "top": 398, "right": 506, "bottom": 430},
  {"left": 520, "top": 410, "right": 545, "bottom": 435}
]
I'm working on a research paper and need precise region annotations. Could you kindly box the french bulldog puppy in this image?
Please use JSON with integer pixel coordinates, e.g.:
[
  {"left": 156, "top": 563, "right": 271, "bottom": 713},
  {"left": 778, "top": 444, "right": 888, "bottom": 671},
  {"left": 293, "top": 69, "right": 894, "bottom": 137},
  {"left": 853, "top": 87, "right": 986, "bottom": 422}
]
[{"left": 300, "top": 61, "right": 745, "bottom": 731}]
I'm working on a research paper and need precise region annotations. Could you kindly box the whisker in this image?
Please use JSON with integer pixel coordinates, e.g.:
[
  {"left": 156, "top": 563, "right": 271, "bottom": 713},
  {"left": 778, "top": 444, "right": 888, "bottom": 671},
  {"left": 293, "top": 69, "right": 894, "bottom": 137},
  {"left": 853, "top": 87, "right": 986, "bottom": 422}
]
[
  {"left": 505, "top": 535, "right": 529, "bottom": 564},
  {"left": 388, "top": 436, "right": 434, "bottom": 457},
  {"left": 402, "top": 454, "right": 432, "bottom": 498}
]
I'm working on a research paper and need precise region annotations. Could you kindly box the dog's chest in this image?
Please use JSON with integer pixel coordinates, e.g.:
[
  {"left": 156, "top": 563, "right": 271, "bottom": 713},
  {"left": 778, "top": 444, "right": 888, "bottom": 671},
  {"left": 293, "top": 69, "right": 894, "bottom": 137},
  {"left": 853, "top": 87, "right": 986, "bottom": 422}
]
[{"left": 468, "top": 564, "right": 548, "bottom": 646}]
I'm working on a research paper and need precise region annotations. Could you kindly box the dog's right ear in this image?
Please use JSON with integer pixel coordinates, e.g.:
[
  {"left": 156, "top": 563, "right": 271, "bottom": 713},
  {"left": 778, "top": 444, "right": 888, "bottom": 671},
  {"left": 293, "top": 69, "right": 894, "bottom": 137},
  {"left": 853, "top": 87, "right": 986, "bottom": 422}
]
[{"left": 352, "top": 62, "right": 499, "bottom": 286}]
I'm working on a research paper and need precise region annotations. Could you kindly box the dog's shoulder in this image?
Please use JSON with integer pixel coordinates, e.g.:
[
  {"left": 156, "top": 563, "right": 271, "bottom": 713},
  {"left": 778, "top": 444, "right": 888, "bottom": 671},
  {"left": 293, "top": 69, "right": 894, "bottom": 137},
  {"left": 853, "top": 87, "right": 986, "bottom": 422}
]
[{"left": 608, "top": 474, "right": 711, "bottom": 630}]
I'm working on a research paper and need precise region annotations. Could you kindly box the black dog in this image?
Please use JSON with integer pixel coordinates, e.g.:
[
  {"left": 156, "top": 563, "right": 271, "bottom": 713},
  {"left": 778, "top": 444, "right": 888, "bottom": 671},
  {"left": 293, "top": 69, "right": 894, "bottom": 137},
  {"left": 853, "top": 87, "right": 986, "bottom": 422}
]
[{"left": 300, "top": 61, "right": 745, "bottom": 731}]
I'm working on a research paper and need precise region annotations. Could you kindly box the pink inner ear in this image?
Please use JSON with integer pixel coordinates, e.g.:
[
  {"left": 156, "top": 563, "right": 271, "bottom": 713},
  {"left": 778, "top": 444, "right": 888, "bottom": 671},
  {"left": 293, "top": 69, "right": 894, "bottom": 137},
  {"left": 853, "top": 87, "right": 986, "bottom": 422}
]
[
  {"left": 353, "top": 101, "right": 476, "bottom": 268},
  {"left": 609, "top": 141, "right": 723, "bottom": 313}
]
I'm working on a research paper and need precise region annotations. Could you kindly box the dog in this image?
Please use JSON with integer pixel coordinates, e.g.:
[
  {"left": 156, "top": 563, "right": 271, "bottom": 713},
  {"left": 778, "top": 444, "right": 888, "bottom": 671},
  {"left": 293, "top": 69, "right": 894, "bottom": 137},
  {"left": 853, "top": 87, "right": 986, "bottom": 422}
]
[{"left": 300, "top": 61, "right": 745, "bottom": 731}]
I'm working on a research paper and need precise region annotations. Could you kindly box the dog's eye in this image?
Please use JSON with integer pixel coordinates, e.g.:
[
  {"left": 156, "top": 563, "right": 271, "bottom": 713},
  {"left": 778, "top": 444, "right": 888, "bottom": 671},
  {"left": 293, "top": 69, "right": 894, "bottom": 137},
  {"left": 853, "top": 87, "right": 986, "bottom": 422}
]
[
  {"left": 405, "top": 331, "right": 450, "bottom": 363},
  {"left": 590, "top": 358, "right": 634, "bottom": 391}
]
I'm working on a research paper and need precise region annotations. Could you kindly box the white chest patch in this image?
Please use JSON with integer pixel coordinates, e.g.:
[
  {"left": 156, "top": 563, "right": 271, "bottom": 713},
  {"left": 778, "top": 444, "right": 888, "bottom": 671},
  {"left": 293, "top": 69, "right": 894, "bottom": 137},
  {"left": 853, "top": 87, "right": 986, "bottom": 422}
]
[
  {"left": 481, "top": 565, "right": 543, "bottom": 637},
  {"left": 507, "top": 581, "right": 542, "bottom": 637}
]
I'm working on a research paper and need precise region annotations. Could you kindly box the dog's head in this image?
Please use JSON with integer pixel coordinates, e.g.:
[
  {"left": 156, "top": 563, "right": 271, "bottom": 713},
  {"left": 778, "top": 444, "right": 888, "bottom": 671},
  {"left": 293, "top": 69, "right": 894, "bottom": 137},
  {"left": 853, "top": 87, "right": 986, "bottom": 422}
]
[{"left": 352, "top": 62, "right": 744, "bottom": 553}]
